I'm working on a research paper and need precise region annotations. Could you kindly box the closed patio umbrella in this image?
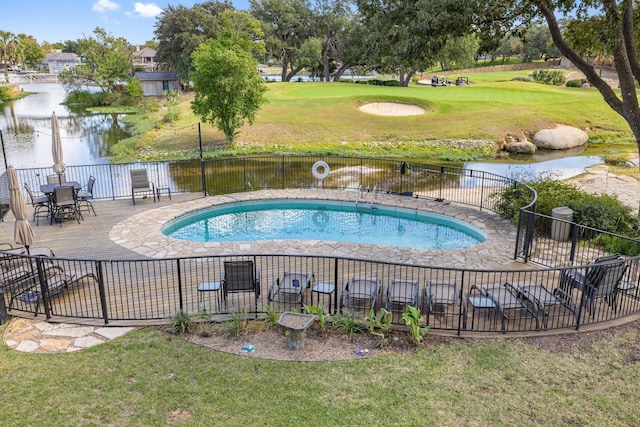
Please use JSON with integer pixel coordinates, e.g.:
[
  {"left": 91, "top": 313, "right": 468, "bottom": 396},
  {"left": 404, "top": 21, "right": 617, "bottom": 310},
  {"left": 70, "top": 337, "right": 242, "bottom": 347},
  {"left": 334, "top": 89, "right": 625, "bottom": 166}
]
[
  {"left": 51, "top": 111, "right": 65, "bottom": 185},
  {"left": 7, "top": 166, "right": 35, "bottom": 254}
]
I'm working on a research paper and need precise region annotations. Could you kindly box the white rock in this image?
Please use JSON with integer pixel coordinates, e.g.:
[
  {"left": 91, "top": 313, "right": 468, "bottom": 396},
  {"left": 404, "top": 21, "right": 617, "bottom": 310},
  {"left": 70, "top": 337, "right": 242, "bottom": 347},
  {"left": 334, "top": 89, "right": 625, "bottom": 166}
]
[{"left": 533, "top": 125, "right": 589, "bottom": 150}]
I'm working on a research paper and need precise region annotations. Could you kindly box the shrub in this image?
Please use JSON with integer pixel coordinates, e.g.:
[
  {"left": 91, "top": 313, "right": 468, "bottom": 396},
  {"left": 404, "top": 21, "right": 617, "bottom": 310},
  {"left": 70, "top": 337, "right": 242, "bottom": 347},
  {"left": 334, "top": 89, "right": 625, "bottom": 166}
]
[
  {"left": 530, "top": 69, "right": 565, "bottom": 85},
  {"left": 493, "top": 177, "right": 640, "bottom": 251},
  {"left": 169, "top": 311, "right": 191, "bottom": 334},
  {"left": 333, "top": 311, "right": 365, "bottom": 339},
  {"left": 565, "top": 79, "right": 582, "bottom": 88},
  {"left": 223, "top": 308, "right": 248, "bottom": 337}
]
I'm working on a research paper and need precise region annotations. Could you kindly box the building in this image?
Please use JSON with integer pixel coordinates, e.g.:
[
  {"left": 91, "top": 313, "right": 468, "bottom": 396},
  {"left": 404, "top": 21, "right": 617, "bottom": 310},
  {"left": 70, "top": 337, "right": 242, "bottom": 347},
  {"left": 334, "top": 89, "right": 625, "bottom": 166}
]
[
  {"left": 130, "top": 47, "right": 157, "bottom": 72},
  {"left": 134, "top": 72, "right": 180, "bottom": 96},
  {"left": 44, "top": 52, "right": 81, "bottom": 73}
]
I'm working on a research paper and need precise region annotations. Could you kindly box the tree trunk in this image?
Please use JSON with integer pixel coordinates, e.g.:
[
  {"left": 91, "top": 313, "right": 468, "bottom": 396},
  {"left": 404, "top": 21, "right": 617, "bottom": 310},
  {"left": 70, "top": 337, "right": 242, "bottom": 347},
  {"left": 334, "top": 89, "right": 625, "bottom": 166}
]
[
  {"left": 332, "top": 63, "right": 352, "bottom": 82},
  {"left": 285, "top": 66, "right": 304, "bottom": 82}
]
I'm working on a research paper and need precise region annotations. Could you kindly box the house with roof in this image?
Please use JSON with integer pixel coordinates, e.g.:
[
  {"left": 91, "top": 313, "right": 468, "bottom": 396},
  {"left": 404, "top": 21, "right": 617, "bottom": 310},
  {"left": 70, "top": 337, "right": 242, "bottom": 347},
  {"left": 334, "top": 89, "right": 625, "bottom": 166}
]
[
  {"left": 44, "top": 52, "right": 81, "bottom": 73},
  {"left": 131, "top": 47, "right": 157, "bottom": 71},
  {"left": 134, "top": 72, "right": 180, "bottom": 96}
]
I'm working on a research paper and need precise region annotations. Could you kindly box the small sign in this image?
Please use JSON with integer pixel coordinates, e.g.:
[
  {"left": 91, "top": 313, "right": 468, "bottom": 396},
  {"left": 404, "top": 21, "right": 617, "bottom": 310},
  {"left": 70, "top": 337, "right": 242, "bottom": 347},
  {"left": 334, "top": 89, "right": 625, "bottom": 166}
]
[{"left": 292, "top": 279, "right": 300, "bottom": 287}]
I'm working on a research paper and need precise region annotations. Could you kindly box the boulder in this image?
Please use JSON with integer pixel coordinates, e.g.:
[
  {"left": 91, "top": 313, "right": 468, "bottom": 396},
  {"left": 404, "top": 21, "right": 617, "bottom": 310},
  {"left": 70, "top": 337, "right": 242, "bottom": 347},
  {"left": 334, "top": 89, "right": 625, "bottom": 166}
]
[
  {"left": 504, "top": 141, "right": 537, "bottom": 154},
  {"left": 532, "top": 126, "right": 589, "bottom": 150}
]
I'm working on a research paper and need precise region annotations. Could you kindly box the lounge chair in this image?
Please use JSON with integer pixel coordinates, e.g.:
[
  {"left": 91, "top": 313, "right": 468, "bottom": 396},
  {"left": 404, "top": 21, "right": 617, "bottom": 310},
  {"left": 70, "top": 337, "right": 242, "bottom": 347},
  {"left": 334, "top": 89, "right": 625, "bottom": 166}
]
[
  {"left": 222, "top": 260, "right": 260, "bottom": 313},
  {"left": 384, "top": 279, "right": 419, "bottom": 313},
  {"left": 507, "top": 281, "right": 577, "bottom": 328},
  {"left": 268, "top": 271, "right": 314, "bottom": 309},
  {"left": 469, "top": 283, "right": 539, "bottom": 332},
  {"left": 340, "top": 276, "right": 380, "bottom": 314},
  {"left": 24, "top": 183, "right": 51, "bottom": 225},
  {"left": 28, "top": 271, "right": 99, "bottom": 314},
  {"left": 425, "top": 279, "right": 465, "bottom": 324},
  {"left": 130, "top": 169, "right": 156, "bottom": 205}
]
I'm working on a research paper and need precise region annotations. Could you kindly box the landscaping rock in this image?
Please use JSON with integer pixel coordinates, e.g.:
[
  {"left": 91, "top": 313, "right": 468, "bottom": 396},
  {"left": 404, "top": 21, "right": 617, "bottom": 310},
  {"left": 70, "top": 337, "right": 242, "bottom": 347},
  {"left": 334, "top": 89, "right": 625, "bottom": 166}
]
[
  {"left": 505, "top": 141, "right": 537, "bottom": 154},
  {"left": 532, "top": 125, "right": 589, "bottom": 150}
]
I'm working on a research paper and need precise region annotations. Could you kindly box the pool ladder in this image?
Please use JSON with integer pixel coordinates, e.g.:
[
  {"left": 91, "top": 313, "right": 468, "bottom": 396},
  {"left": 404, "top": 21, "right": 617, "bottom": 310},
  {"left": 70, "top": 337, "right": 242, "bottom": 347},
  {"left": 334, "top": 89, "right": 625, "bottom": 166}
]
[{"left": 355, "top": 185, "right": 377, "bottom": 210}]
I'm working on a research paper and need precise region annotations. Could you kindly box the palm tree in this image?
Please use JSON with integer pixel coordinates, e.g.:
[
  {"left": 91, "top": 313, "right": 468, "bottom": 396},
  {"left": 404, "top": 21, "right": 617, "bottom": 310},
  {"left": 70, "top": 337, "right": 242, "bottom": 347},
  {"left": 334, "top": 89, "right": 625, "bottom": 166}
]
[{"left": 0, "top": 30, "right": 20, "bottom": 82}]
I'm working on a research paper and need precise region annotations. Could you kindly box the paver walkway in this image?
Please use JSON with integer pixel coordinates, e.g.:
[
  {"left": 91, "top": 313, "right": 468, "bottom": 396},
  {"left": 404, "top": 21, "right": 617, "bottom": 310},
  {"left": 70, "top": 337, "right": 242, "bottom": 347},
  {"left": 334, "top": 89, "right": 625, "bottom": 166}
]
[{"left": 3, "top": 317, "right": 135, "bottom": 353}]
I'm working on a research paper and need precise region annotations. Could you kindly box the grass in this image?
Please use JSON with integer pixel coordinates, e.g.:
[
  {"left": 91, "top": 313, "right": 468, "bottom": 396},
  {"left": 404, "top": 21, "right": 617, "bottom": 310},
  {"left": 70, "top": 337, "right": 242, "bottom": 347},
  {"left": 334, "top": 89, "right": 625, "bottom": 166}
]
[
  {"left": 112, "top": 68, "right": 636, "bottom": 162},
  {"left": 2, "top": 324, "right": 640, "bottom": 425}
]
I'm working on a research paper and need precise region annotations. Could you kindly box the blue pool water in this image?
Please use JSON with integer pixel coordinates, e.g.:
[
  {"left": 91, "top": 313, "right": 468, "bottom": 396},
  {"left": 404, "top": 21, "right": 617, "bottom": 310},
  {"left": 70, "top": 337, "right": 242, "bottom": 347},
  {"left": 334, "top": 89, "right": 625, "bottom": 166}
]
[{"left": 162, "top": 200, "right": 487, "bottom": 250}]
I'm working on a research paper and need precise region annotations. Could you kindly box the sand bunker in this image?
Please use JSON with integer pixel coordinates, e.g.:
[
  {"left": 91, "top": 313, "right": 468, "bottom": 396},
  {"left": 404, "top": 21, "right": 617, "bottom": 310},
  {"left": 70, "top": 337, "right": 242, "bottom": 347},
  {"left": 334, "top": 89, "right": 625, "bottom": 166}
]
[{"left": 359, "top": 102, "right": 426, "bottom": 116}]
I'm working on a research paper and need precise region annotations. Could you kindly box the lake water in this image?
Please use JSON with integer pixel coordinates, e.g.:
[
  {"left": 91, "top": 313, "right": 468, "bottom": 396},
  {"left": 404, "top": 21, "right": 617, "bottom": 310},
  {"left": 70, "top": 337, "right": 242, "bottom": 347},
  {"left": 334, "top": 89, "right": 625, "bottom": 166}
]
[
  {"left": 0, "top": 83, "right": 131, "bottom": 169},
  {"left": 0, "top": 83, "right": 604, "bottom": 178}
]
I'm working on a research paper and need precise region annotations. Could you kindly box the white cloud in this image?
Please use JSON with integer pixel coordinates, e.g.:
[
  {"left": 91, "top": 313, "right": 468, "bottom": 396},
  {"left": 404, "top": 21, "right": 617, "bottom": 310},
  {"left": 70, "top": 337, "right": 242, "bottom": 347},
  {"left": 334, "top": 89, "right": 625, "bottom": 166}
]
[
  {"left": 92, "top": 0, "right": 120, "bottom": 13},
  {"left": 132, "top": 2, "right": 163, "bottom": 18}
]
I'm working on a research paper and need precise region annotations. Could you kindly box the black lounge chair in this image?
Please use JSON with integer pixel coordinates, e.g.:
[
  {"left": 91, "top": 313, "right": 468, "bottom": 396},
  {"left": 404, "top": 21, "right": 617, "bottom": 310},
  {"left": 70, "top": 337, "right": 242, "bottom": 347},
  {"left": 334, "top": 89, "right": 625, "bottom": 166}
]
[
  {"left": 469, "top": 283, "right": 539, "bottom": 332},
  {"left": 507, "top": 281, "right": 577, "bottom": 328}
]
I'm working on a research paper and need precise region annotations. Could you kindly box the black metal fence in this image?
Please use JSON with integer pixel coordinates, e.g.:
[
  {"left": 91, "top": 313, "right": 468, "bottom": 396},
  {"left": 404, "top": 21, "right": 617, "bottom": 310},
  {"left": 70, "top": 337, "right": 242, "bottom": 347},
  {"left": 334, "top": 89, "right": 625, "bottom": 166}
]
[
  {"left": 3, "top": 252, "right": 640, "bottom": 334},
  {"left": 4, "top": 155, "right": 640, "bottom": 334},
  {"left": 13, "top": 156, "right": 530, "bottom": 213}
]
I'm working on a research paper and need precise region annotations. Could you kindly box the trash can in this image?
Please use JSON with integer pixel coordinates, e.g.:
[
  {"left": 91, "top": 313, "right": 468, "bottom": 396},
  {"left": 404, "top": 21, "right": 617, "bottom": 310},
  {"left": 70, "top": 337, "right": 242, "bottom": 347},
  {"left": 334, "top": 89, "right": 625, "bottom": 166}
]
[{"left": 551, "top": 206, "right": 573, "bottom": 241}]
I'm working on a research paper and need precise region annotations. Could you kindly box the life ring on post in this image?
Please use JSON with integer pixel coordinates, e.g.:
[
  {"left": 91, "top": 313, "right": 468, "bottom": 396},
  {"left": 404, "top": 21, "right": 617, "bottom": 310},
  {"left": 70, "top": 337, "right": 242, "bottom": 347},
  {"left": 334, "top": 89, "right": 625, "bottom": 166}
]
[{"left": 312, "top": 161, "right": 330, "bottom": 180}]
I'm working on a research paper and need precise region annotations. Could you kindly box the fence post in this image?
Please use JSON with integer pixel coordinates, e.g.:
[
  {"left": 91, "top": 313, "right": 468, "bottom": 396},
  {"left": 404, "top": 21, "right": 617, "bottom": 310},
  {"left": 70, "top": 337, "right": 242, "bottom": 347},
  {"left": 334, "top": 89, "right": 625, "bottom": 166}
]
[
  {"left": 569, "top": 223, "right": 578, "bottom": 263},
  {"left": 96, "top": 261, "right": 110, "bottom": 325},
  {"left": 333, "top": 257, "right": 339, "bottom": 315},
  {"left": 177, "top": 259, "right": 183, "bottom": 312},
  {"left": 457, "top": 270, "right": 465, "bottom": 336},
  {"left": 108, "top": 164, "right": 116, "bottom": 200},
  {"left": 199, "top": 123, "right": 207, "bottom": 196}
]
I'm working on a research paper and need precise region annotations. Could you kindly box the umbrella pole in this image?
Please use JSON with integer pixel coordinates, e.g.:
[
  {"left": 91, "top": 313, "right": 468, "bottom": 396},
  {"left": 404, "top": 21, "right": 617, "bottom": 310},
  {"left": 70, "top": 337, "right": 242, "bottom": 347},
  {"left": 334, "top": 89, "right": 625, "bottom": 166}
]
[{"left": 25, "top": 245, "right": 30, "bottom": 255}]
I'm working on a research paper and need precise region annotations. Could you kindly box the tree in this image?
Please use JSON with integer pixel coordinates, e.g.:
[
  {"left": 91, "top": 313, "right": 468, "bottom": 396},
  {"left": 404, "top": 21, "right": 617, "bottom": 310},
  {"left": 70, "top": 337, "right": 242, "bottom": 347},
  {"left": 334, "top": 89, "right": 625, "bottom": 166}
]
[
  {"left": 59, "top": 27, "right": 133, "bottom": 94},
  {"left": 18, "top": 34, "right": 44, "bottom": 70},
  {"left": 0, "top": 30, "right": 20, "bottom": 81},
  {"left": 154, "top": 1, "right": 233, "bottom": 82},
  {"left": 250, "top": 0, "right": 314, "bottom": 82},
  {"left": 191, "top": 11, "right": 268, "bottom": 142},
  {"left": 505, "top": 1, "right": 640, "bottom": 163},
  {"left": 438, "top": 35, "right": 480, "bottom": 71}
]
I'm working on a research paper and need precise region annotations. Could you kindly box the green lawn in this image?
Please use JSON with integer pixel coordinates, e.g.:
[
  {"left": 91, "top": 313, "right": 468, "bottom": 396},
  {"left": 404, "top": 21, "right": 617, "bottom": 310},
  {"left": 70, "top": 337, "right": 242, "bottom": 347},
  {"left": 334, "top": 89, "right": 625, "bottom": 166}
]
[
  {"left": 113, "top": 69, "right": 635, "bottom": 162},
  {"left": 2, "top": 324, "right": 639, "bottom": 425}
]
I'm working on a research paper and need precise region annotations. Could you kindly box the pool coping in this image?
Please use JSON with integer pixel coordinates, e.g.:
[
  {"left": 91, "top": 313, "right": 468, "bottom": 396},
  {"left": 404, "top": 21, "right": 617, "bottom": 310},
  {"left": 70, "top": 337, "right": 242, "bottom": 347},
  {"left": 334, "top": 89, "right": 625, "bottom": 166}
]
[{"left": 109, "top": 189, "right": 517, "bottom": 269}]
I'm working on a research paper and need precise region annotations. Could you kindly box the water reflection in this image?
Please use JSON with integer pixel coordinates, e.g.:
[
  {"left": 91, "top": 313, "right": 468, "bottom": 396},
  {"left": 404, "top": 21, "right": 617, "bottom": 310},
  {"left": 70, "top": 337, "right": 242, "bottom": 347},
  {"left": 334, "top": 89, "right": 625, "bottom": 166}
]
[
  {"left": 0, "top": 83, "right": 132, "bottom": 168},
  {"left": 465, "top": 154, "right": 603, "bottom": 181}
]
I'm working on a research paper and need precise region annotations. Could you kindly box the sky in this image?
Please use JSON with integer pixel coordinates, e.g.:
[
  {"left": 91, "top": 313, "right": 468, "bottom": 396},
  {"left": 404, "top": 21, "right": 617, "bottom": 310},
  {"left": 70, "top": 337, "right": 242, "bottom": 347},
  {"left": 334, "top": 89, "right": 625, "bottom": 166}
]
[{"left": 3, "top": 0, "right": 250, "bottom": 46}]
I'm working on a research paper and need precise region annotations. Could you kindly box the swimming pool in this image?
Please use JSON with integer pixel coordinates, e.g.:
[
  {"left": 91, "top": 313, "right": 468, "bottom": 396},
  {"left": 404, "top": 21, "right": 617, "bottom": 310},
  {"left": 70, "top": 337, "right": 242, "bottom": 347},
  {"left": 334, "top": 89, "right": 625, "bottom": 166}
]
[{"left": 162, "top": 199, "right": 487, "bottom": 250}]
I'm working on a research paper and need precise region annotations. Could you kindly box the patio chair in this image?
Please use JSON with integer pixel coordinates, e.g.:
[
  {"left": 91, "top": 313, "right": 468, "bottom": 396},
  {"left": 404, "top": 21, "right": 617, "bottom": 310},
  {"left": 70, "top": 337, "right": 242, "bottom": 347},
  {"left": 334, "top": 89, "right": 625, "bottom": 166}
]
[
  {"left": 580, "top": 259, "right": 629, "bottom": 316},
  {"left": 425, "top": 279, "right": 465, "bottom": 321},
  {"left": 222, "top": 260, "right": 260, "bottom": 313},
  {"left": 383, "top": 279, "right": 419, "bottom": 313},
  {"left": 469, "top": 282, "right": 539, "bottom": 332},
  {"left": 507, "top": 281, "right": 577, "bottom": 328},
  {"left": 130, "top": 169, "right": 156, "bottom": 205},
  {"left": 24, "top": 183, "right": 51, "bottom": 225},
  {"left": 76, "top": 176, "right": 96, "bottom": 216},
  {"left": 268, "top": 271, "right": 314, "bottom": 309},
  {"left": 559, "top": 253, "right": 622, "bottom": 292},
  {"left": 340, "top": 276, "right": 381, "bottom": 315},
  {"left": 51, "top": 185, "right": 82, "bottom": 225},
  {"left": 47, "top": 174, "right": 65, "bottom": 184}
]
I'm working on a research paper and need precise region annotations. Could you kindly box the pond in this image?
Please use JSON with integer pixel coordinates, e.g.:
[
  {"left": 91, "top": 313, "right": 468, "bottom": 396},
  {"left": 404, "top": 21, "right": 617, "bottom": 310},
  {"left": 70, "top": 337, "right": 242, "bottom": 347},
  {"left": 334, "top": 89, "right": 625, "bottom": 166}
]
[{"left": 0, "top": 83, "right": 132, "bottom": 168}]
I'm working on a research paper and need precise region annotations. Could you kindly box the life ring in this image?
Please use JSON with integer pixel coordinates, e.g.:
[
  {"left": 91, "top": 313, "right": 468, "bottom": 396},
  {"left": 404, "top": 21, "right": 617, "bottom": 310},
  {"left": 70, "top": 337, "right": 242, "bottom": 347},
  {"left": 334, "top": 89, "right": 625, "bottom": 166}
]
[
  {"left": 313, "top": 211, "right": 330, "bottom": 227},
  {"left": 311, "top": 161, "right": 330, "bottom": 180}
]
